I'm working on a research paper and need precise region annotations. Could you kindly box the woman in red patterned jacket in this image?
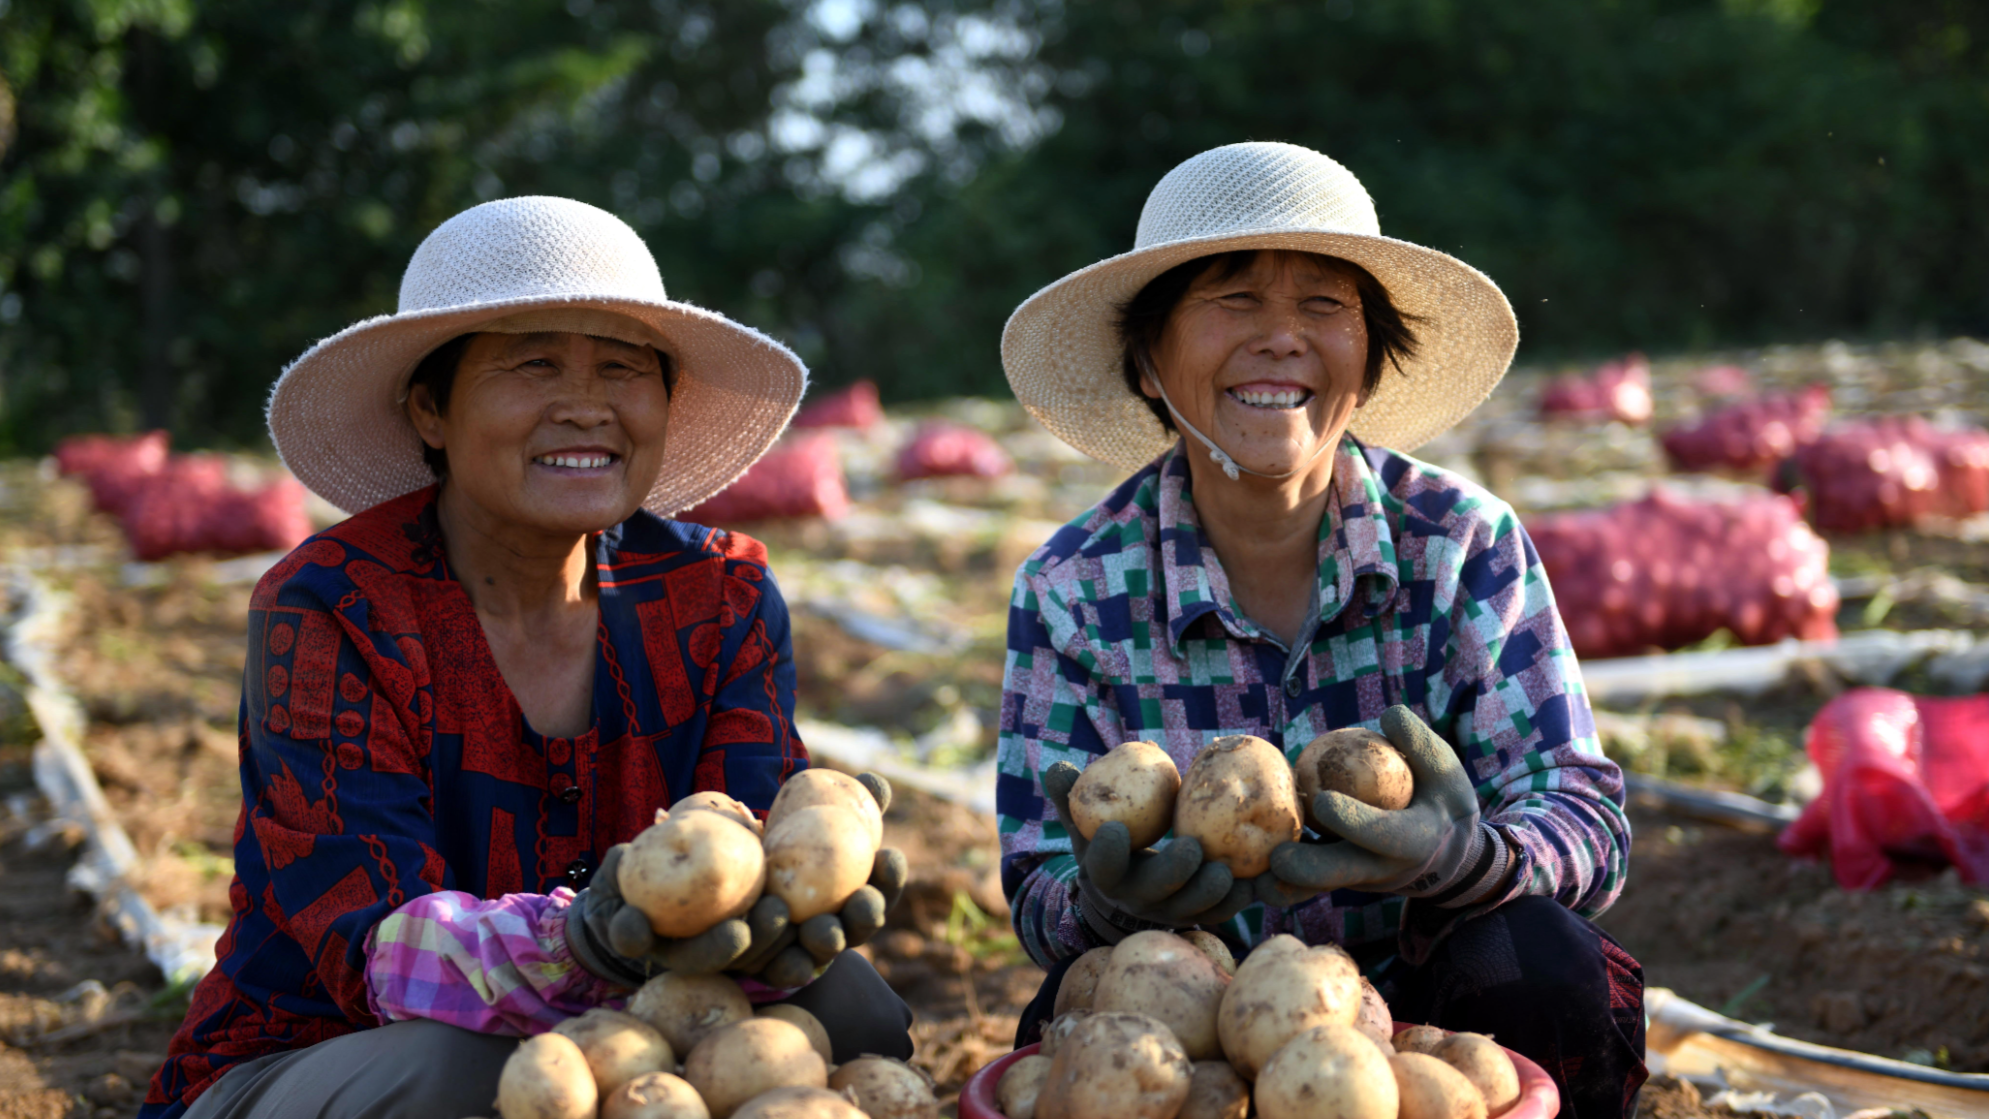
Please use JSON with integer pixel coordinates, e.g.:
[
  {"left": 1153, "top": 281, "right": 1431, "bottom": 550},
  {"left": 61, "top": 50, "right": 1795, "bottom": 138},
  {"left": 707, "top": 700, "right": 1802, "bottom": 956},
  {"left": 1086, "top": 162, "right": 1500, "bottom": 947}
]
[{"left": 144, "top": 197, "right": 910, "bottom": 1119}]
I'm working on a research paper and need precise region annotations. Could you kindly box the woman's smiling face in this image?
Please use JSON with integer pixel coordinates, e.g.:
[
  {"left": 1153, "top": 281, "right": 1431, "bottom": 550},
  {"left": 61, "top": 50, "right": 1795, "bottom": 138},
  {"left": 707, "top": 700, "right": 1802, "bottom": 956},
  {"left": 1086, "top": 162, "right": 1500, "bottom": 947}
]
[
  {"left": 1143, "top": 251, "right": 1369, "bottom": 480},
  {"left": 406, "top": 330, "right": 672, "bottom": 536}
]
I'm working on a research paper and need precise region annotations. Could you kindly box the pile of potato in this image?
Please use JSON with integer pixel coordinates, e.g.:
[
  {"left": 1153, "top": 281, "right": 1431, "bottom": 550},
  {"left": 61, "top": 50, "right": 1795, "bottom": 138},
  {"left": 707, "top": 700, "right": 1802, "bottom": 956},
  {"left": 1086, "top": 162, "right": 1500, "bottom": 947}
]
[
  {"left": 996, "top": 932, "right": 1523, "bottom": 1119},
  {"left": 490, "top": 973, "right": 938, "bottom": 1119}
]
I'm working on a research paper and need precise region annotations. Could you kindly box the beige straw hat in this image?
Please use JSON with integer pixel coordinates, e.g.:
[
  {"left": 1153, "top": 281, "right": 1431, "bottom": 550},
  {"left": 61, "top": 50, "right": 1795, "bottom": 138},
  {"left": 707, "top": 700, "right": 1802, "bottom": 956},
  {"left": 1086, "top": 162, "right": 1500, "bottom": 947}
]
[
  {"left": 1001, "top": 141, "right": 1518, "bottom": 472},
  {"left": 268, "top": 196, "right": 806, "bottom": 516}
]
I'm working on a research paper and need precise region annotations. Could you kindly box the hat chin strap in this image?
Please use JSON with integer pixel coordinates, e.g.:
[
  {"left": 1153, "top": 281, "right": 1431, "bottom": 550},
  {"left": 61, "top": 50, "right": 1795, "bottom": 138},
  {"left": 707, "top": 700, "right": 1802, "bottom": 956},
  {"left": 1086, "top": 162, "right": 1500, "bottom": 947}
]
[{"left": 1150, "top": 376, "right": 1339, "bottom": 483}]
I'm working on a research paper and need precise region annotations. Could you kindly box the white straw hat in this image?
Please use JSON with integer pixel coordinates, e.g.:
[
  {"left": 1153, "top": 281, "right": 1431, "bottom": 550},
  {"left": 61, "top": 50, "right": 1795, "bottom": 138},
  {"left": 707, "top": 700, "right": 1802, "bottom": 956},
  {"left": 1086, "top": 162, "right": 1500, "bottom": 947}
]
[
  {"left": 1001, "top": 142, "right": 1518, "bottom": 472},
  {"left": 268, "top": 196, "right": 806, "bottom": 516}
]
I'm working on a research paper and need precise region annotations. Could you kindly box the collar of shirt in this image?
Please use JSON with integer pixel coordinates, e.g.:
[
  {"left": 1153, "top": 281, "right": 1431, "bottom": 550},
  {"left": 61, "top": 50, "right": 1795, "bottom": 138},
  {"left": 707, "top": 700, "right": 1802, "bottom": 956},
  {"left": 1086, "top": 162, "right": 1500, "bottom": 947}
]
[{"left": 1157, "top": 435, "right": 1402, "bottom": 655}]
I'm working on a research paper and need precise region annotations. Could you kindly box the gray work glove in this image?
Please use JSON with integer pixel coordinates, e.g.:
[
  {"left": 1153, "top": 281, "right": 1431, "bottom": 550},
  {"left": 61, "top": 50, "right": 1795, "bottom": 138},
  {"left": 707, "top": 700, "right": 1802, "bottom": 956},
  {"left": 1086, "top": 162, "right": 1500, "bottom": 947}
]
[
  {"left": 1266, "top": 706, "right": 1512, "bottom": 908},
  {"left": 1043, "top": 761, "right": 1255, "bottom": 944},
  {"left": 565, "top": 843, "right": 755, "bottom": 987},
  {"left": 729, "top": 773, "right": 908, "bottom": 989}
]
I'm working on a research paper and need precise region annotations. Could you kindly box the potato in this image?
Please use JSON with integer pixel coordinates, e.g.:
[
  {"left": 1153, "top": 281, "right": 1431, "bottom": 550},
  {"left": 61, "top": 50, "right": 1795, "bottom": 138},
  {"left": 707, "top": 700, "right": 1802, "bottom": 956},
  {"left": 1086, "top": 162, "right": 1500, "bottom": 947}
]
[
  {"left": 730, "top": 1087, "right": 868, "bottom": 1119},
  {"left": 684, "top": 1018, "right": 830, "bottom": 1119},
  {"left": 1091, "top": 930, "right": 1230, "bottom": 1059},
  {"left": 1068, "top": 741, "right": 1180, "bottom": 850},
  {"left": 1255, "top": 1024, "right": 1397, "bottom": 1119},
  {"left": 1036, "top": 1012, "right": 1192, "bottom": 1119},
  {"left": 1353, "top": 978, "right": 1393, "bottom": 1050},
  {"left": 758, "top": 1005, "right": 834, "bottom": 1066},
  {"left": 1178, "top": 1061, "right": 1249, "bottom": 1119},
  {"left": 768, "top": 769, "right": 884, "bottom": 849},
  {"left": 674, "top": 791, "right": 764, "bottom": 837},
  {"left": 621, "top": 810, "right": 767, "bottom": 938},
  {"left": 553, "top": 1008, "right": 673, "bottom": 1096},
  {"left": 497, "top": 1033, "right": 598, "bottom": 1119},
  {"left": 1431, "top": 1033, "right": 1520, "bottom": 1117},
  {"left": 995, "top": 1055, "right": 1053, "bottom": 1119},
  {"left": 1052, "top": 948, "right": 1112, "bottom": 1017},
  {"left": 1039, "top": 1012, "right": 1087, "bottom": 1059},
  {"left": 1392, "top": 1025, "right": 1448, "bottom": 1056},
  {"left": 603, "top": 1072, "right": 711, "bottom": 1119},
  {"left": 1294, "top": 729, "right": 1414, "bottom": 829},
  {"left": 827, "top": 1056, "right": 937, "bottom": 1119},
  {"left": 629, "top": 972, "right": 754, "bottom": 1057},
  {"left": 1181, "top": 931, "right": 1235, "bottom": 976},
  {"left": 1174, "top": 736, "right": 1302, "bottom": 878},
  {"left": 1215, "top": 934, "right": 1361, "bottom": 1079},
  {"left": 764, "top": 804, "right": 877, "bottom": 922},
  {"left": 1392, "top": 1052, "right": 1487, "bottom": 1119}
]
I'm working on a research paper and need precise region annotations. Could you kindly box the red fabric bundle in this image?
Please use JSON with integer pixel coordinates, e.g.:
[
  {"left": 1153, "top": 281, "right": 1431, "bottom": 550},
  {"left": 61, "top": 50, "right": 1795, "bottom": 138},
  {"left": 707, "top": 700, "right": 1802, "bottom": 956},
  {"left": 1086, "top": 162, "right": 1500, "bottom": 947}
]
[
  {"left": 679, "top": 432, "right": 849, "bottom": 523},
  {"left": 1538, "top": 354, "right": 1653, "bottom": 424},
  {"left": 120, "top": 456, "right": 314, "bottom": 561},
  {"left": 896, "top": 421, "right": 1013, "bottom": 480},
  {"left": 1528, "top": 489, "right": 1839, "bottom": 660},
  {"left": 53, "top": 430, "right": 170, "bottom": 517},
  {"left": 1778, "top": 688, "right": 1989, "bottom": 889},
  {"left": 791, "top": 380, "right": 883, "bottom": 429},
  {"left": 1658, "top": 385, "right": 1832, "bottom": 474},
  {"left": 1790, "top": 417, "right": 1989, "bottom": 533}
]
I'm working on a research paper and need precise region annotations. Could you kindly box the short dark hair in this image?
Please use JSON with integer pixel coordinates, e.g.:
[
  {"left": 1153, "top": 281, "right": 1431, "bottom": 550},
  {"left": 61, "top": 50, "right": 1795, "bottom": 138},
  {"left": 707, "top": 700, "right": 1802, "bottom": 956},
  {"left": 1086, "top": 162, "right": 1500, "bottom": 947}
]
[
  {"left": 404, "top": 332, "right": 678, "bottom": 478},
  {"left": 1114, "top": 250, "right": 1421, "bottom": 433}
]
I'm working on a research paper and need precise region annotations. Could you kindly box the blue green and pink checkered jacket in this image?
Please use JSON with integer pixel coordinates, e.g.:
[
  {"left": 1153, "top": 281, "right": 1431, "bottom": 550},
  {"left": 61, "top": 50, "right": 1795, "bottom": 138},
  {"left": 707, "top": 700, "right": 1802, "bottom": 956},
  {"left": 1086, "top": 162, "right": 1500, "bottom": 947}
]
[{"left": 995, "top": 438, "right": 1629, "bottom": 965}]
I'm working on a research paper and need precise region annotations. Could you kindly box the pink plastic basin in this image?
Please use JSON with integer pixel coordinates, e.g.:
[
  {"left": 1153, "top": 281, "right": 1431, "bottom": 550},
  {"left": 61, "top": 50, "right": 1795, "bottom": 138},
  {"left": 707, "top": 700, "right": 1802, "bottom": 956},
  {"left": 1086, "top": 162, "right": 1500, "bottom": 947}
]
[{"left": 958, "top": 1026, "right": 1561, "bottom": 1119}]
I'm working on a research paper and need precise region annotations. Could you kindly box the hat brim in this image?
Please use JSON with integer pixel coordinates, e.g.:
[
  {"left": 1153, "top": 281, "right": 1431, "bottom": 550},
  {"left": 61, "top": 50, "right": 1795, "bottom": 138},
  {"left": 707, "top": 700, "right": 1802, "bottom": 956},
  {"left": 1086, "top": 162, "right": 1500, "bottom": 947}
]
[
  {"left": 268, "top": 293, "right": 806, "bottom": 517},
  {"left": 1000, "top": 228, "right": 1518, "bottom": 472}
]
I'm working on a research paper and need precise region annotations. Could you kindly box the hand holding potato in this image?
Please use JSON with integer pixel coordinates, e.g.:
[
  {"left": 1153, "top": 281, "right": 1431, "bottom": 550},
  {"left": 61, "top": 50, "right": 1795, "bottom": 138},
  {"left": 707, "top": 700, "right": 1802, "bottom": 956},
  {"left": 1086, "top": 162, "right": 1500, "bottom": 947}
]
[{"left": 565, "top": 844, "right": 757, "bottom": 986}]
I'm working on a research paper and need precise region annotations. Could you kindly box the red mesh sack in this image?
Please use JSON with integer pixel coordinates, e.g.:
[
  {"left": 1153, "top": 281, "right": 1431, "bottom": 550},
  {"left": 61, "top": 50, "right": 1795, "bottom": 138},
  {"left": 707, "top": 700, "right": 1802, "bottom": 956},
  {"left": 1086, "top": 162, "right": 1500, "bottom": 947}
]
[
  {"left": 54, "top": 431, "right": 170, "bottom": 517},
  {"left": 1538, "top": 354, "right": 1653, "bottom": 425},
  {"left": 1658, "top": 385, "right": 1831, "bottom": 474},
  {"left": 1692, "top": 364, "right": 1754, "bottom": 399},
  {"left": 1789, "top": 417, "right": 1989, "bottom": 533},
  {"left": 1778, "top": 688, "right": 1989, "bottom": 889},
  {"left": 896, "top": 421, "right": 1013, "bottom": 480},
  {"left": 791, "top": 380, "right": 883, "bottom": 429},
  {"left": 202, "top": 476, "right": 314, "bottom": 556},
  {"left": 121, "top": 455, "right": 233, "bottom": 561},
  {"left": 678, "top": 433, "right": 848, "bottom": 523},
  {"left": 1527, "top": 489, "right": 1838, "bottom": 660}
]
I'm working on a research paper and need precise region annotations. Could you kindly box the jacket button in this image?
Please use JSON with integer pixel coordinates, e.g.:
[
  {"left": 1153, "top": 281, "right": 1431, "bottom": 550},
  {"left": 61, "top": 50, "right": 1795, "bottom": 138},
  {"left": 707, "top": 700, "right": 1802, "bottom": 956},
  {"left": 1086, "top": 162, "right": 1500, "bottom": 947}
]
[
  {"left": 559, "top": 786, "right": 582, "bottom": 804},
  {"left": 565, "top": 858, "right": 592, "bottom": 886},
  {"left": 1285, "top": 676, "right": 1302, "bottom": 697}
]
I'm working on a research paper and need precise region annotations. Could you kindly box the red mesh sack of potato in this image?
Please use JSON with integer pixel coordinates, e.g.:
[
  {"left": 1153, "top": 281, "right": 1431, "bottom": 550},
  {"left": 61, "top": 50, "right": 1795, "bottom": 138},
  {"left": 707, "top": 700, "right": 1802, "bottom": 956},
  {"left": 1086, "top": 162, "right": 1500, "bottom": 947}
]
[
  {"left": 896, "top": 421, "right": 1013, "bottom": 480},
  {"left": 1788, "top": 417, "right": 1989, "bottom": 532},
  {"left": 1778, "top": 688, "right": 1989, "bottom": 889},
  {"left": 679, "top": 432, "right": 848, "bottom": 523},
  {"left": 1692, "top": 364, "right": 1754, "bottom": 400},
  {"left": 1538, "top": 354, "right": 1653, "bottom": 425},
  {"left": 200, "top": 476, "right": 314, "bottom": 556},
  {"left": 121, "top": 455, "right": 233, "bottom": 561},
  {"left": 792, "top": 380, "right": 883, "bottom": 429},
  {"left": 1659, "top": 385, "right": 1832, "bottom": 474},
  {"left": 54, "top": 431, "right": 170, "bottom": 517},
  {"left": 1528, "top": 489, "right": 1838, "bottom": 659}
]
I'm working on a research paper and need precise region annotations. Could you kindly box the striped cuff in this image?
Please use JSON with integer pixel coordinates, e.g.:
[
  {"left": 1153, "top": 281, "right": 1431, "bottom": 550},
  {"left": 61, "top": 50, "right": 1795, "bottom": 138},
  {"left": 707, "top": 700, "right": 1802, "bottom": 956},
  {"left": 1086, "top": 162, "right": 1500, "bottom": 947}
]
[{"left": 1425, "top": 824, "right": 1512, "bottom": 909}]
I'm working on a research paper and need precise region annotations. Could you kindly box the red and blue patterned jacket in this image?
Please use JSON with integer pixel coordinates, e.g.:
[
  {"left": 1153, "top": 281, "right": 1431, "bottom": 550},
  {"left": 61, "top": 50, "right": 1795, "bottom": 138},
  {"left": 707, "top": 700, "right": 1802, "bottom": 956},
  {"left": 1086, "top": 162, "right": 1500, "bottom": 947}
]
[{"left": 143, "top": 487, "right": 806, "bottom": 1119}]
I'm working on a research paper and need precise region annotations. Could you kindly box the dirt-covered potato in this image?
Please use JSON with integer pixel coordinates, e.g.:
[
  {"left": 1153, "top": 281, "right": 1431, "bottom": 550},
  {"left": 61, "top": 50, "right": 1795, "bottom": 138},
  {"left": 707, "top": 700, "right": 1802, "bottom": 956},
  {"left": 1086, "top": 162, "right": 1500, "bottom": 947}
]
[
  {"left": 1036, "top": 1012, "right": 1192, "bottom": 1119},
  {"left": 826, "top": 1056, "right": 937, "bottom": 1119},
  {"left": 757, "top": 1005, "right": 834, "bottom": 1066},
  {"left": 628, "top": 973, "right": 754, "bottom": 1058},
  {"left": 497, "top": 1033, "right": 599, "bottom": 1119},
  {"left": 730, "top": 1087, "right": 867, "bottom": 1119},
  {"left": 1051, "top": 948, "right": 1113, "bottom": 1018},
  {"left": 1181, "top": 931, "right": 1235, "bottom": 976},
  {"left": 1392, "top": 1025, "right": 1448, "bottom": 1056},
  {"left": 603, "top": 1072, "right": 711, "bottom": 1119},
  {"left": 1392, "top": 1052, "right": 1488, "bottom": 1119},
  {"left": 1177, "top": 1061, "right": 1249, "bottom": 1119},
  {"left": 1174, "top": 736, "right": 1302, "bottom": 878},
  {"left": 1215, "top": 934, "right": 1361, "bottom": 1079},
  {"left": 1294, "top": 728, "right": 1414, "bottom": 829},
  {"left": 1039, "top": 1012, "right": 1088, "bottom": 1059},
  {"left": 684, "top": 1018, "right": 830, "bottom": 1119},
  {"left": 763, "top": 804, "right": 878, "bottom": 922},
  {"left": 552, "top": 1008, "right": 674, "bottom": 1096},
  {"left": 621, "top": 810, "right": 767, "bottom": 938},
  {"left": 1091, "top": 930, "right": 1230, "bottom": 1059},
  {"left": 995, "top": 1055, "right": 1053, "bottom": 1119},
  {"left": 1431, "top": 1033, "right": 1520, "bottom": 1117},
  {"left": 673, "top": 791, "right": 765, "bottom": 837},
  {"left": 767, "top": 769, "right": 884, "bottom": 849},
  {"left": 1255, "top": 1024, "right": 1398, "bottom": 1119},
  {"left": 1353, "top": 978, "right": 1393, "bottom": 1050},
  {"left": 1068, "top": 741, "right": 1181, "bottom": 850}
]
